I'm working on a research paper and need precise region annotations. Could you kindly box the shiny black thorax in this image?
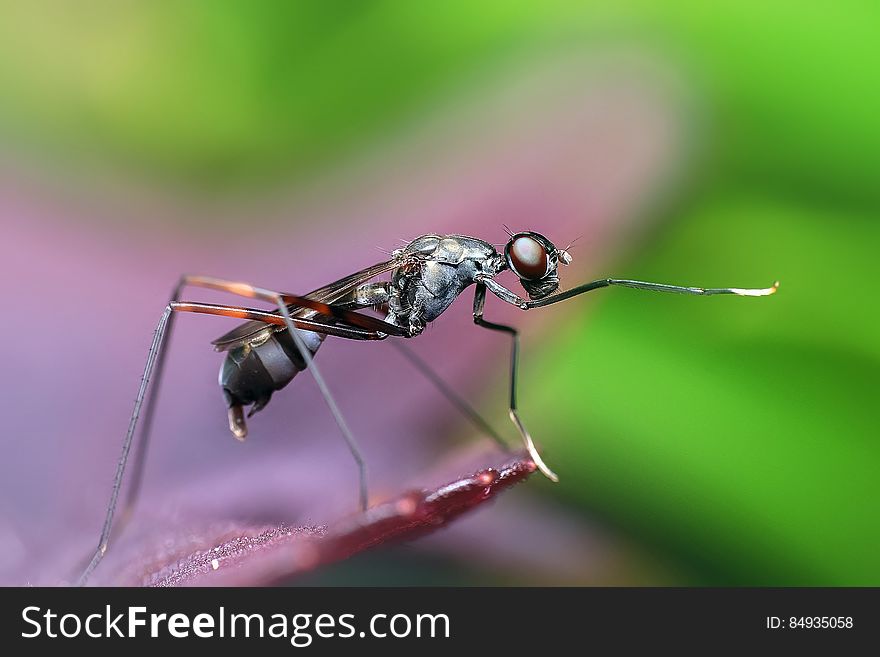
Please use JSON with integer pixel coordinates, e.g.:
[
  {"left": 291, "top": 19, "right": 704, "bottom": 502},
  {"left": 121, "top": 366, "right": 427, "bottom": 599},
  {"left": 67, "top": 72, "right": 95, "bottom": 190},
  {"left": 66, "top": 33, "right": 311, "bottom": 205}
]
[{"left": 385, "top": 234, "right": 504, "bottom": 335}]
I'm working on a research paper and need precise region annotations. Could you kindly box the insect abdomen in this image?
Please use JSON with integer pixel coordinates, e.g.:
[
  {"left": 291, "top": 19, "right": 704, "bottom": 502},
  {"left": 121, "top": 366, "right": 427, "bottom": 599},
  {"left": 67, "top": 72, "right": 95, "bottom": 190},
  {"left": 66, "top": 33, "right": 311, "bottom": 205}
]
[{"left": 219, "top": 329, "right": 324, "bottom": 416}]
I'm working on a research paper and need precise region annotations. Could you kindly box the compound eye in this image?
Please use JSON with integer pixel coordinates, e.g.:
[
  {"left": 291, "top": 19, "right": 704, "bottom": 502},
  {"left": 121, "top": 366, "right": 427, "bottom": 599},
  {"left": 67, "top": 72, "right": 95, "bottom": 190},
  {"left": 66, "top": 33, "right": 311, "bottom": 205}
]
[{"left": 509, "top": 236, "right": 549, "bottom": 279}]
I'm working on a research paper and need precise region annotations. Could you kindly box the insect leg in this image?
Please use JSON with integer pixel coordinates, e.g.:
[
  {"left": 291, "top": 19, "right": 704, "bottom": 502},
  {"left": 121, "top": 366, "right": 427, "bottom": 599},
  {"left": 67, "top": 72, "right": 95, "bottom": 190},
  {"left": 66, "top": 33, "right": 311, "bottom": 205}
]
[
  {"left": 77, "top": 301, "right": 320, "bottom": 586},
  {"left": 478, "top": 275, "right": 778, "bottom": 310},
  {"left": 328, "top": 283, "right": 507, "bottom": 449},
  {"left": 389, "top": 340, "right": 509, "bottom": 451},
  {"left": 182, "top": 275, "right": 410, "bottom": 336},
  {"left": 125, "top": 291, "right": 386, "bottom": 531},
  {"left": 279, "top": 307, "right": 369, "bottom": 511},
  {"left": 528, "top": 278, "right": 778, "bottom": 308},
  {"left": 172, "top": 276, "right": 375, "bottom": 511},
  {"left": 118, "top": 276, "right": 187, "bottom": 549},
  {"left": 472, "top": 284, "right": 559, "bottom": 482}
]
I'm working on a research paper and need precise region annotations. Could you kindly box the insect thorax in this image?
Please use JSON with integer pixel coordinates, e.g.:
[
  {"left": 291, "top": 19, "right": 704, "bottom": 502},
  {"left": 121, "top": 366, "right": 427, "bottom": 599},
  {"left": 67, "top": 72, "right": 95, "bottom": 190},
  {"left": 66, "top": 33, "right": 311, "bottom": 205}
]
[{"left": 386, "top": 234, "right": 503, "bottom": 334}]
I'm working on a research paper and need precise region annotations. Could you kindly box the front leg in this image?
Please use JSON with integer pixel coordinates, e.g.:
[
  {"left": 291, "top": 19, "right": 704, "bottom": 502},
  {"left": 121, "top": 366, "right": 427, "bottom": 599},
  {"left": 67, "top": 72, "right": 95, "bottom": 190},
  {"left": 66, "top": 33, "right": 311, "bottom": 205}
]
[
  {"left": 476, "top": 273, "right": 777, "bottom": 310},
  {"left": 476, "top": 275, "right": 530, "bottom": 309},
  {"left": 472, "top": 283, "right": 559, "bottom": 482}
]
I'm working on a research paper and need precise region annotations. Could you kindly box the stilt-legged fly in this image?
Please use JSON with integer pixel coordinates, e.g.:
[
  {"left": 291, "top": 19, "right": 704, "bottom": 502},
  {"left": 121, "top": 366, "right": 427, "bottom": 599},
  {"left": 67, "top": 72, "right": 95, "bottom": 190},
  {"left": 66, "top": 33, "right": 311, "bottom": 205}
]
[{"left": 77, "top": 230, "right": 778, "bottom": 584}]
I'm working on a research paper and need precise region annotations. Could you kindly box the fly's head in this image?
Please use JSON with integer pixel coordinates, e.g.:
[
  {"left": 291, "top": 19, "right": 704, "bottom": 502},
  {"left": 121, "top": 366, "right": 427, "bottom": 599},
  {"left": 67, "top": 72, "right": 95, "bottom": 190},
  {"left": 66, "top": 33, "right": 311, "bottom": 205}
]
[{"left": 503, "top": 231, "right": 572, "bottom": 300}]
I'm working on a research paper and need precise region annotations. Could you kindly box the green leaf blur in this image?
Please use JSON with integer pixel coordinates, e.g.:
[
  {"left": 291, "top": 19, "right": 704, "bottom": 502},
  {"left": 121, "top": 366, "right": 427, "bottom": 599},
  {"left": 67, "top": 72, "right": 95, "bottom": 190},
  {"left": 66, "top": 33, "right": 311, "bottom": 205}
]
[
  {"left": 527, "top": 197, "right": 879, "bottom": 584},
  {"left": 518, "top": 2, "right": 880, "bottom": 584}
]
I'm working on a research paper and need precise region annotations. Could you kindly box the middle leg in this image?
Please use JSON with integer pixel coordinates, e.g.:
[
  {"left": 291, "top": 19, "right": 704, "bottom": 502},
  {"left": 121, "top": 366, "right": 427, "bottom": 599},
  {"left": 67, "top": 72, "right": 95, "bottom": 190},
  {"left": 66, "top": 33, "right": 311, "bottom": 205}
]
[
  {"left": 472, "top": 284, "right": 559, "bottom": 481},
  {"left": 389, "top": 340, "right": 509, "bottom": 451}
]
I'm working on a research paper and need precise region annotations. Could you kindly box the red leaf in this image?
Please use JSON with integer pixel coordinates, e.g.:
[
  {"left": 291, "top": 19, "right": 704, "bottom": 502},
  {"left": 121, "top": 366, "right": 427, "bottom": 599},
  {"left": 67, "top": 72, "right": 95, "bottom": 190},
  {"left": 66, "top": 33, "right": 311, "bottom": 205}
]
[{"left": 105, "top": 453, "right": 536, "bottom": 586}]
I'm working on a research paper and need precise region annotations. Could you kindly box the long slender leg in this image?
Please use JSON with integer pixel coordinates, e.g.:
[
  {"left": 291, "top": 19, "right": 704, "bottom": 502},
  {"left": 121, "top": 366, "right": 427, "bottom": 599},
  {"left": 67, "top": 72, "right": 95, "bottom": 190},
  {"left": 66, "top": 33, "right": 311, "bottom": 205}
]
[
  {"left": 126, "top": 283, "right": 392, "bottom": 531},
  {"left": 389, "top": 340, "right": 509, "bottom": 451},
  {"left": 162, "top": 302, "right": 385, "bottom": 338},
  {"left": 76, "top": 304, "right": 173, "bottom": 586},
  {"left": 184, "top": 275, "right": 410, "bottom": 336},
  {"left": 472, "top": 283, "right": 559, "bottom": 482},
  {"left": 125, "top": 298, "right": 385, "bottom": 537},
  {"left": 167, "top": 276, "right": 378, "bottom": 511},
  {"left": 279, "top": 306, "right": 369, "bottom": 512},
  {"left": 120, "top": 277, "right": 187, "bottom": 539},
  {"left": 330, "top": 283, "right": 506, "bottom": 448},
  {"left": 529, "top": 278, "right": 779, "bottom": 308},
  {"left": 127, "top": 272, "right": 402, "bottom": 540},
  {"left": 77, "top": 301, "right": 381, "bottom": 586},
  {"left": 477, "top": 275, "right": 778, "bottom": 310}
]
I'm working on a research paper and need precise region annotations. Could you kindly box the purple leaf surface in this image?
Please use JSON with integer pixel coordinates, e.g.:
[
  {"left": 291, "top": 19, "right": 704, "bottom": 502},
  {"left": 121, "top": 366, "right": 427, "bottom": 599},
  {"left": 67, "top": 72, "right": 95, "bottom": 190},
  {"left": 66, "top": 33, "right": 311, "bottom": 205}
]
[{"left": 100, "top": 453, "right": 536, "bottom": 587}]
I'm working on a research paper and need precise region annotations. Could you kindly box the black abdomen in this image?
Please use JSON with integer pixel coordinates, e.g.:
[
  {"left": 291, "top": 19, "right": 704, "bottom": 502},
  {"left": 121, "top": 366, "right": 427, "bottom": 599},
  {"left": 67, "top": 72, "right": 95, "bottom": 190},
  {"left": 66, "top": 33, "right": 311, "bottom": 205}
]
[{"left": 219, "top": 329, "right": 323, "bottom": 415}]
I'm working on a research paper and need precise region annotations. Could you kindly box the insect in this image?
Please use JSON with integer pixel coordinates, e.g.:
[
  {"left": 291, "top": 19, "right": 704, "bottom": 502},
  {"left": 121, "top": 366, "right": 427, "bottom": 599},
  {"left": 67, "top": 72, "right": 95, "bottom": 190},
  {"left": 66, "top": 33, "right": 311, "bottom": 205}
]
[{"left": 76, "top": 230, "right": 777, "bottom": 584}]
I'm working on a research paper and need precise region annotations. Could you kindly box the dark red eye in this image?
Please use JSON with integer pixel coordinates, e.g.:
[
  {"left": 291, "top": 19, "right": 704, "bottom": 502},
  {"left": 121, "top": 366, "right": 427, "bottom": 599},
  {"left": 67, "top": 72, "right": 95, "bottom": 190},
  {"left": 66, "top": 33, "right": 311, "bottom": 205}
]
[{"left": 509, "top": 236, "right": 549, "bottom": 279}]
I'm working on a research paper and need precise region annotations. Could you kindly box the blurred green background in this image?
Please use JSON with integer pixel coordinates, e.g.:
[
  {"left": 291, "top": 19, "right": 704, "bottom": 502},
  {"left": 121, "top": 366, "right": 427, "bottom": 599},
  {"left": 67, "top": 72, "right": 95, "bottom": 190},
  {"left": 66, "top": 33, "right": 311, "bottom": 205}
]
[{"left": 1, "top": 2, "right": 877, "bottom": 585}]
